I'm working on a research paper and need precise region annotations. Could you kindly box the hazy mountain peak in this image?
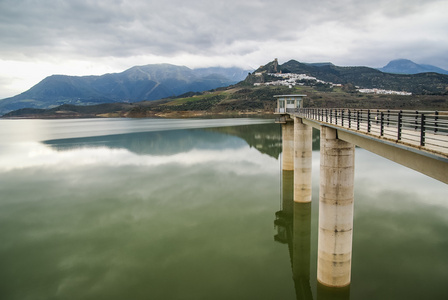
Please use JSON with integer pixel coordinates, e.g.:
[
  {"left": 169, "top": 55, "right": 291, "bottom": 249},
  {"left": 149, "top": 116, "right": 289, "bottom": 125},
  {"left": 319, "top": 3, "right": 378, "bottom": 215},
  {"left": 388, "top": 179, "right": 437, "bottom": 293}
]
[{"left": 379, "top": 59, "right": 448, "bottom": 75}]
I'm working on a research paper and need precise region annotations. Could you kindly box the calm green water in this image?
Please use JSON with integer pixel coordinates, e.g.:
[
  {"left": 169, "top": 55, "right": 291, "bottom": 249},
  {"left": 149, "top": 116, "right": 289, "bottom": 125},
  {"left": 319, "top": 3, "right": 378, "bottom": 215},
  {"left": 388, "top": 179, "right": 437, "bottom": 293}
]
[{"left": 0, "top": 118, "right": 447, "bottom": 300}]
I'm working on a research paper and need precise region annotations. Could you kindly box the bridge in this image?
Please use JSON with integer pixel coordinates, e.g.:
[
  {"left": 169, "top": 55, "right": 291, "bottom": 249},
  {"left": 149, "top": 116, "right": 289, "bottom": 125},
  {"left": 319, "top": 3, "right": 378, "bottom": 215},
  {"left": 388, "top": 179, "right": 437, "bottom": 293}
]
[{"left": 274, "top": 95, "right": 448, "bottom": 289}]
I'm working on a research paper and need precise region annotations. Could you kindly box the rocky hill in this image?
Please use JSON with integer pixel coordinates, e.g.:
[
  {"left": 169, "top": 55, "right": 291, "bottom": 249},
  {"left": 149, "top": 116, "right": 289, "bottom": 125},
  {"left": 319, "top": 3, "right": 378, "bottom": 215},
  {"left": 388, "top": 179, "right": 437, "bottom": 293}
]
[{"left": 245, "top": 59, "right": 448, "bottom": 95}]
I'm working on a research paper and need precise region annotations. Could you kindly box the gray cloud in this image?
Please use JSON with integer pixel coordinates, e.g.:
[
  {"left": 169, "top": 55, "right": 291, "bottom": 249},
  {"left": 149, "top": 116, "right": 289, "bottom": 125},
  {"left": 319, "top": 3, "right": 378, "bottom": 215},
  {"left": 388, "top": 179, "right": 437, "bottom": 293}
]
[
  {"left": 0, "top": 0, "right": 442, "bottom": 59},
  {"left": 0, "top": 0, "right": 447, "bottom": 98}
]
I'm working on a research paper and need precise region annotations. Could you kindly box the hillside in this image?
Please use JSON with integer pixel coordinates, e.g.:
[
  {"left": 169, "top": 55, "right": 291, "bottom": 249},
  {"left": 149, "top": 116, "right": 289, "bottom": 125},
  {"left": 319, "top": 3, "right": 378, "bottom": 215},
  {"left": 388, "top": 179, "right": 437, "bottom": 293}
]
[
  {"left": 4, "top": 84, "right": 448, "bottom": 119},
  {"left": 246, "top": 59, "right": 448, "bottom": 95},
  {"left": 0, "top": 64, "right": 250, "bottom": 115}
]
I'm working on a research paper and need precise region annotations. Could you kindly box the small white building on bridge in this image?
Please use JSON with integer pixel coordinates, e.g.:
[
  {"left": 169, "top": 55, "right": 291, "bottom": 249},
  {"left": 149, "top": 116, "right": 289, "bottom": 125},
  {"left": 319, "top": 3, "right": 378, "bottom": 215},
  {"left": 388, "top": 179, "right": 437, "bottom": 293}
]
[{"left": 274, "top": 94, "right": 306, "bottom": 114}]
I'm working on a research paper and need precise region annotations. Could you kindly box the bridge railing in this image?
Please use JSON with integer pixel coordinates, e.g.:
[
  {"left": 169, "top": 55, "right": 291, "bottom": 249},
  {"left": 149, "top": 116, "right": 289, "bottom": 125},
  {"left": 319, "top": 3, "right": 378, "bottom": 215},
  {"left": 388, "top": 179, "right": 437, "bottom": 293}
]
[{"left": 292, "top": 108, "right": 448, "bottom": 152}]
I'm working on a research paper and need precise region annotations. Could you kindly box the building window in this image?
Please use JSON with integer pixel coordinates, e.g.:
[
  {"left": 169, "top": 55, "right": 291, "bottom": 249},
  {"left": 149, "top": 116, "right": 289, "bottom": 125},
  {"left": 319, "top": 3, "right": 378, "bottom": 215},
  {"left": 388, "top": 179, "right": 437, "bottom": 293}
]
[{"left": 279, "top": 100, "right": 285, "bottom": 108}]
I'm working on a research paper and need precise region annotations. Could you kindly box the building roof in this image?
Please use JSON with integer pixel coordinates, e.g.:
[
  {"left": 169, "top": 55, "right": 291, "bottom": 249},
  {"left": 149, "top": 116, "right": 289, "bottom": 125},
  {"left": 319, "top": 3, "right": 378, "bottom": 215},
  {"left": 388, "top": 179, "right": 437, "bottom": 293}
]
[{"left": 273, "top": 94, "right": 307, "bottom": 98}]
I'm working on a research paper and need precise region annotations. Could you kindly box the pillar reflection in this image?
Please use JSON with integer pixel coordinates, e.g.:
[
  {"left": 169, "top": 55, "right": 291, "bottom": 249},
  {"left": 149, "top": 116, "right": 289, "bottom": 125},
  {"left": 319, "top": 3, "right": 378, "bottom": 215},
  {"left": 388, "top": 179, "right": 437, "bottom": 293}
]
[
  {"left": 317, "top": 282, "right": 350, "bottom": 300},
  {"left": 292, "top": 202, "right": 313, "bottom": 300},
  {"left": 275, "top": 168, "right": 313, "bottom": 300}
]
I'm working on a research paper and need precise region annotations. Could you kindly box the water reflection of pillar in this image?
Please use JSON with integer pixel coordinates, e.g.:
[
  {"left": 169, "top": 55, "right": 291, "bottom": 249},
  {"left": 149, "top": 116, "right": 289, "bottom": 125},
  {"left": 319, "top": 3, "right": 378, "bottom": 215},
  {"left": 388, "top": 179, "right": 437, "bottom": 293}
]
[
  {"left": 275, "top": 169, "right": 293, "bottom": 245},
  {"left": 318, "top": 126, "right": 355, "bottom": 288},
  {"left": 294, "top": 117, "right": 312, "bottom": 203},
  {"left": 275, "top": 173, "right": 313, "bottom": 300},
  {"left": 282, "top": 170, "right": 294, "bottom": 217},
  {"left": 317, "top": 282, "right": 350, "bottom": 300},
  {"left": 292, "top": 202, "right": 313, "bottom": 300}
]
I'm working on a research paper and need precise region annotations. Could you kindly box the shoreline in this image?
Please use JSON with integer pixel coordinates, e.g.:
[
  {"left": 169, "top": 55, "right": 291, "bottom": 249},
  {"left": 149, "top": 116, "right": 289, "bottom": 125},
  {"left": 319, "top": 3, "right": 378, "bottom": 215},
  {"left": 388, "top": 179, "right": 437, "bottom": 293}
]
[{"left": 1, "top": 110, "right": 276, "bottom": 120}]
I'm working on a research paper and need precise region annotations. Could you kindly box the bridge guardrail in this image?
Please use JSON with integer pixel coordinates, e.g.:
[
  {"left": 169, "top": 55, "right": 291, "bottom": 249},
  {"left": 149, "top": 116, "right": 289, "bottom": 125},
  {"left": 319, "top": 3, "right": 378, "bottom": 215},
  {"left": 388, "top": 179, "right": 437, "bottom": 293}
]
[{"left": 292, "top": 108, "right": 448, "bottom": 153}]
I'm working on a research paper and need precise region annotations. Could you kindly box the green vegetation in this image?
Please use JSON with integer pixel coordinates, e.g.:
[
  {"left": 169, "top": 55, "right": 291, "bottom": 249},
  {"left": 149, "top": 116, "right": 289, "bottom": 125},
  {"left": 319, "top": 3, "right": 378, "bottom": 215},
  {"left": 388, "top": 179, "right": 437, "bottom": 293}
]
[
  {"left": 4, "top": 83, "right": 447, "bottom": 119},
  {"left": 160, "top": 93, "right": 226, "bottom": 109},
  {"left": 270, "top": 60, "right": 448, "bottom": 95}
]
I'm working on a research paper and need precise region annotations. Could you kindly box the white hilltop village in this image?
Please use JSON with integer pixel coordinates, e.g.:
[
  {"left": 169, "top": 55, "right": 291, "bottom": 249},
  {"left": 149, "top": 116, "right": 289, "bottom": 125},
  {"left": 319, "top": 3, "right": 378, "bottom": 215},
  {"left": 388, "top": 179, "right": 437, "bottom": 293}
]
[{"left": 254, "top": 72, "right": 412, "bottom": 96}]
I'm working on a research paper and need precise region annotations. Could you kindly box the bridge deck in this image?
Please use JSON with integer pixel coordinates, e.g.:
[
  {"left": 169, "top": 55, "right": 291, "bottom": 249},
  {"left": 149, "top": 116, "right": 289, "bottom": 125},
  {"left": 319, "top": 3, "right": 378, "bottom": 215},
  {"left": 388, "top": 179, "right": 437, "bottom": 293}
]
[{"left": 286, "top": 108, "right": 448, "bottom": 160}]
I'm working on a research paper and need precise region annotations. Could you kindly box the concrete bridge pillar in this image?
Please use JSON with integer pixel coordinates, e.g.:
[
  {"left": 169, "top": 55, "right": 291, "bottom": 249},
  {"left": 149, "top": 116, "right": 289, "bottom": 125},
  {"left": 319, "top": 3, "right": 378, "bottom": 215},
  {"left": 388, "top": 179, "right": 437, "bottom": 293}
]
[
  {"left": 282, "top": 122, "right": 294, "bottom": 171},
  {"left": 318, "top": 126, "right": 355, "bottom": 287},
  {"left": 294, "top": 117, "right": 312, "bottom": 203}
]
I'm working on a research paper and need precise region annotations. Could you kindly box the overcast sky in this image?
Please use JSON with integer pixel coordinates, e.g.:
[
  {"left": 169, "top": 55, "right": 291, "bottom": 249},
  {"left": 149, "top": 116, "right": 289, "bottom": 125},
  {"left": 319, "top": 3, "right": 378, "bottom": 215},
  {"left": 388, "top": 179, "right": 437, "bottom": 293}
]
[{"left": 0, "top": 0, "right": 447, "bottom": 98}]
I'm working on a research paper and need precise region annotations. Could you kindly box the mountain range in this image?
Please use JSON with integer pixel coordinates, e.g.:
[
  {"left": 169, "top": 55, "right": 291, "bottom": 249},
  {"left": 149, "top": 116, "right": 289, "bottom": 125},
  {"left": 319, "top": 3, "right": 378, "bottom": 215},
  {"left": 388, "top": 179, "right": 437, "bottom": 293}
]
[
  {"left": 0, "top": 64, "right": 250, "bottom": 114},
  {"left": 1, "top": 59, "right": 448, "bottom": 116}
]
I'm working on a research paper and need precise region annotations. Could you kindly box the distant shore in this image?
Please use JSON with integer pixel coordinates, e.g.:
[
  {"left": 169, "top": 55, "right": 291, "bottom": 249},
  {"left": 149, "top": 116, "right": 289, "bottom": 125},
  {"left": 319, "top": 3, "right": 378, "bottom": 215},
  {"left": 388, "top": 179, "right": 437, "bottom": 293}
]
[{"left": 1, "top": 110, "right": 275, "bottom": 120}]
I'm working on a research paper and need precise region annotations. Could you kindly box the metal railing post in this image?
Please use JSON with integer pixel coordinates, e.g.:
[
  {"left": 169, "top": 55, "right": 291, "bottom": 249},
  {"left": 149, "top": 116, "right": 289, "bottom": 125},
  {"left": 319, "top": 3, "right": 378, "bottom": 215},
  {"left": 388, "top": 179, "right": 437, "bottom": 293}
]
[
  {"left": 367, "top": 109, "right": 371, "bottom": 133},
  {"left": 398, "top": 110, "right": 402, "bottom": 140},
  {"left": 357, "top": 110, "right": 360, "bottom": 130},
  {"left": 380, "top": 112, "right": 384, "bottom": 136},
  {"left": 420, "top": 113, "right": 426, "bottom": 146},
  {"left": 434, "top": 111, "right": 439, "bottom": 133},
  {"left": 414, "top": 111, "right": 419, "bottom": 130},
  {"left": 348, "top": 110, "right": 351, "bottom": 128}
]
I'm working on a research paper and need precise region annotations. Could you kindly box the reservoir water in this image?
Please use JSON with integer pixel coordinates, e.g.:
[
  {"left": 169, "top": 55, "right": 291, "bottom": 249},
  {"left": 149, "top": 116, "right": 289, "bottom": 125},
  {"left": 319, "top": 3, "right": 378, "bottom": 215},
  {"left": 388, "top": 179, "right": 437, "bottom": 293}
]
[{"left": 0, "top": 118, "right": 447, "bottom": 299}]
